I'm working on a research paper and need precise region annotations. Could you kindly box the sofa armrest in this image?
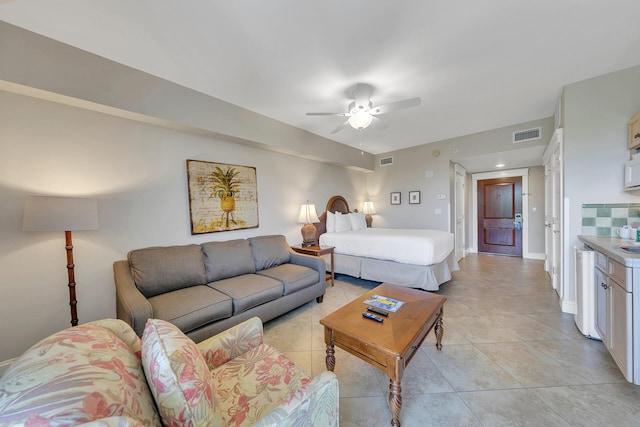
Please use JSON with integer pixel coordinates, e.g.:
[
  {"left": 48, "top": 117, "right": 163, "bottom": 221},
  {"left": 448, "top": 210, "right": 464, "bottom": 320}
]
[
  {"left": 289, "top": 252, "right": 325, "bottom": 275},
  {"left": 113, "top": 260, "right": 153, "bottom": 337},
  {"left": 197, "top": 316, "right": 264, "bottom": 370},
  {"left": 253, "top": 371, "right": 339, "bottom": 427}
]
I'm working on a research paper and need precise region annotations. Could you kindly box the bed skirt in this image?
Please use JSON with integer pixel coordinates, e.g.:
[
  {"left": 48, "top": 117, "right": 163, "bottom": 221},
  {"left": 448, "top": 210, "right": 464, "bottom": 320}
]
[{"left": 322, "top": 252, "right": 460, "bottom": 291}]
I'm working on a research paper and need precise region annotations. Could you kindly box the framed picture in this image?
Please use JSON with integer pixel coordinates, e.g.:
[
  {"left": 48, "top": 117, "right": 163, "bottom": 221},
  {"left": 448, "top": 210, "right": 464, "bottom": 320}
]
[
  {"left": 409, "top": 191, "right": 421, "bottom": 205},
  {"left": 186, "top": 160, "right": 259, "bottom": 234},
  {"left": 390, "top": 192, "right": 401, "bottom": 205}
]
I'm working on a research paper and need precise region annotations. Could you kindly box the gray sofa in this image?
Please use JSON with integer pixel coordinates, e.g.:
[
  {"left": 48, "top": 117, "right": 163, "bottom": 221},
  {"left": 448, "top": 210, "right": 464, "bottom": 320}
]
[{"left": 114, "top": 235, "right": 325, "bottom": 340}]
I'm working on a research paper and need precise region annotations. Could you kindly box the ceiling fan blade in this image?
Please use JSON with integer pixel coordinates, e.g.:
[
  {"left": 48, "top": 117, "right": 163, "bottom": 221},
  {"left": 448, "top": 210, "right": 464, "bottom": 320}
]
[
  {"left": 306, "top": 112, "right": 349, "bottom": 116},
  {"left": 330, "top": 120, "right": 349, "bottom": 134},
  {"left": 370, "top": 97, "right": 421, "bottom": 115},
  {"left": 353, "top": 83, "right": 373, "bottom": 109},
  {"left": 371, "top": 116, "right": 389, "bottom": 130}
]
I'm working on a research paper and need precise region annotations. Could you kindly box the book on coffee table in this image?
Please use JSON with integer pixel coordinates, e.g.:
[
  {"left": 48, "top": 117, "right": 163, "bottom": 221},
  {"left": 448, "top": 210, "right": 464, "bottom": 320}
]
[{"left": 362, "top": 294, "right": 404, "bottom": 312}]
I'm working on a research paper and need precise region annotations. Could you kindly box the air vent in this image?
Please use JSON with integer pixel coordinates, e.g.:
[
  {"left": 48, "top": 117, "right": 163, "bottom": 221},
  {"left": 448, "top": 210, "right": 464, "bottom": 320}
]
[
  {"left": 380, "top": 156, "right": 393, "bottom": 166},
  {"left": 513, "top": 127, "right": 541, "bottom": 143}
]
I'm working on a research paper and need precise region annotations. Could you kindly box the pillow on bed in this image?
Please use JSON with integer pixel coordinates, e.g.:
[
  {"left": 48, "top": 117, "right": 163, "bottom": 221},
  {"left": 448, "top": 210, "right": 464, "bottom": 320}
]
[
  {"left": 349, "top": 212, "right": 367, "bottom": 231},
  {"left": 334, "top": 211, "right": 352, "bottom": 232},
  {"left": 326, "top": 211, "right": 336, "bottom": 233}
]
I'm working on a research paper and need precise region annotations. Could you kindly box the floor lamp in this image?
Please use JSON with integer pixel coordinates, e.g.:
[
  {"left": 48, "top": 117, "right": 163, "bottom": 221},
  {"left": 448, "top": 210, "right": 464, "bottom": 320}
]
[{"left": 23, "top": 196, "right": 99, "bottom": 327}]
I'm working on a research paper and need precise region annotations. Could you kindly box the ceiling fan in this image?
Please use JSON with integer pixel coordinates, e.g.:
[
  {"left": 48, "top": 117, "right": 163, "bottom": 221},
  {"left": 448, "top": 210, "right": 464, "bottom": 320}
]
[{"left": 306, "top": 83, "right": 421, "bottom": 134}]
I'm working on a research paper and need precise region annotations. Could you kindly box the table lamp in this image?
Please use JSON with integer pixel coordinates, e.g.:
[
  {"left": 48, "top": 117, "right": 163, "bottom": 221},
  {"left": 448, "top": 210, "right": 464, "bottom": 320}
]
[
  {"left": 298, "top": 201, "right": 320, "bottom": 247},
  {"left": 363, "top": 199, "right": 376, "bottom": 228}
]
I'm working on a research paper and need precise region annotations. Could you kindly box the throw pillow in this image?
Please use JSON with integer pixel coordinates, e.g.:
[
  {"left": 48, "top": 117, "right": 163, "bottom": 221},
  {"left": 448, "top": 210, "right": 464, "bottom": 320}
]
[
  {"left": 349, "top": 212, "right": 367, "bottom": 231},
  {"left": 334, "top": 211, "right": 352, "bottom": 232},
  {"left": 326, "top": 211, "right": 335, "bottom": 233},
  {"left": 141, "top": 319, "right": 222, "bottom": 426},
  {"left": 248, "top": 235, "right": 291, "bottom": 270}
]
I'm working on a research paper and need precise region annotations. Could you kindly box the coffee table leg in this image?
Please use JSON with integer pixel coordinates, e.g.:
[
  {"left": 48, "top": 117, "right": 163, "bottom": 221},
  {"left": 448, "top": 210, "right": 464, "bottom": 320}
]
[
  {"left": 389, "top": 379, "right": 402, "bottom": 427},
  {"left": 325, "top": 343, "right": 335, "bottom": 371},
  {"left": 435, "top": 314, "right": 444, "bottom": 351}
]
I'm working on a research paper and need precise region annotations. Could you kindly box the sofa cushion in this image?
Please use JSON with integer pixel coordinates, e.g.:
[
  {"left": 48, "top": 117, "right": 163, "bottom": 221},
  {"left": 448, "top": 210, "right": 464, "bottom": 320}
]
[
  {"left": 208, "top": 274, "right": 283, "bottom": 314},
  {"left": 257, "top": 263, "right": 320, "bottom": 295},
  {"left": 248, "top": 235, "right": 291, "bottom": 271},
  {"left": 210, "top": 343, "right": 312, "bottom": 427},
  {"left": 141, "top": 319, "right": 223, "bottom": 427},
  {"left": 129, "top": 245, "right": 206, "bottom": 298},
  {"left": 148, "top": 285, "right": 233, "bottom": 333},
  {"left": 202, "top": 239, "right": 256, "bottom": 282},
  {"left": 0, "top": 324, "right": 161, "bottom": 427}
]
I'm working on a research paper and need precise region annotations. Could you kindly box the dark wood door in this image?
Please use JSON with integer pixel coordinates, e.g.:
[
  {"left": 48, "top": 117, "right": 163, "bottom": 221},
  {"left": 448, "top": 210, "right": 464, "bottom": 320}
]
[{"left": 477, "top": 177, "right": 522, "bottom": 256}]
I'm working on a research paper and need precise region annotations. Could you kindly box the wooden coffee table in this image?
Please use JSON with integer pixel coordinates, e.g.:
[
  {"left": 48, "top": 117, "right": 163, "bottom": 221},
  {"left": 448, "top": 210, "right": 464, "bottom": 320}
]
[{"left": 319, "top": 283, "right": 446, "bottom": 427}]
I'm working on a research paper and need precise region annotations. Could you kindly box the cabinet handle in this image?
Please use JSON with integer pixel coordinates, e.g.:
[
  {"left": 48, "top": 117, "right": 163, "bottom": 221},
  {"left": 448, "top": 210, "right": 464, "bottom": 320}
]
[{"left": 601, "top": 282, "right": 608, "bottom": 289}]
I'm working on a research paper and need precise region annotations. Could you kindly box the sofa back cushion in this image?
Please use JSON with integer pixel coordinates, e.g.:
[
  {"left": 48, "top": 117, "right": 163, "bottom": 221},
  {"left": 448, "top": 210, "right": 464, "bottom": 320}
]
[
  {"left": 128, "top": 245, "right": 206, "bottom": 298},
  {"left": 248, "top": 235, "right": 291, "bottom": 271},
  {"left": 0, "top": 323, "right": 161, "bottom": 427},
  {"left": 202, "top": 239, "right": 256, "bottom": 282},
  {"left": 141, "top": 319, "right": 222, "bottom": 426}
]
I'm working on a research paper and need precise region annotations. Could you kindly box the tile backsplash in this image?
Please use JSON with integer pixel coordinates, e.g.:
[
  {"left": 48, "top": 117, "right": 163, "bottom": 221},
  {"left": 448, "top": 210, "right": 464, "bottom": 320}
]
[{"left": 581, "top": 203, "right": 640, "bottom": 237}]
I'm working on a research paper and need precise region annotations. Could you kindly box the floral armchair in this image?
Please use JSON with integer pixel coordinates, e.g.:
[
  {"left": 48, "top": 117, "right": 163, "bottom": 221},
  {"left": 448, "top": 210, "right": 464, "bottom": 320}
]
[
  {"left": 0, "top": 317, "right": 338, "bottom": 426},
  {"left": 142, "top": 317, "right": 339, "bottom": 426}
]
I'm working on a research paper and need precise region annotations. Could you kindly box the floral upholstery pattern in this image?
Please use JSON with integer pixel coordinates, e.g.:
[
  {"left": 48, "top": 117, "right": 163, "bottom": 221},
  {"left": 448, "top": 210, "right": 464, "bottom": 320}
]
[
  {"left": 198, "top": 316, "right": 264, "bottom": 370},
  {"left": 141, "top": 319, "right": 223, "bottom": 427},
  {"left": 0, "top": 317, "right": 338, "bottom": 427},
  {"left": 77, "top": 416, "right": 146, "bottom": 427},
  {"left": 198, "top": 317, "right": 339, "bottom": 427},
  {"left": 0, "top": 320, "right": 161, "bottom": 427}
]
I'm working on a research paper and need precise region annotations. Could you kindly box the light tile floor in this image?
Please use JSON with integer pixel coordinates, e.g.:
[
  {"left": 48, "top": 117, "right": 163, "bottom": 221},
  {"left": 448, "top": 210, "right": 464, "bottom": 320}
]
[{"left": 263, "top": 254, "right": 640, "bottom": 426}]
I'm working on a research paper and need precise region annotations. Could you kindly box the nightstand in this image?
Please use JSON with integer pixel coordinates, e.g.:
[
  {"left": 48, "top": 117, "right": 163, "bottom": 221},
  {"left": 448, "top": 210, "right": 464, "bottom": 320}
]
[{"left": 290, "top": 245, "right": 335, "bottom": 286}]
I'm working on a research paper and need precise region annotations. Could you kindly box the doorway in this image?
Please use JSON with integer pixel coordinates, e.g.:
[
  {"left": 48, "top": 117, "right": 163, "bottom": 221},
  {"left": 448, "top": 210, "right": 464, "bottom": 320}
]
[
  {"left": 471, "top": 168, "right": 530, "bottom": 258},
  {"left": 477, "top": 176, "right": 522, "bottom": 256}
]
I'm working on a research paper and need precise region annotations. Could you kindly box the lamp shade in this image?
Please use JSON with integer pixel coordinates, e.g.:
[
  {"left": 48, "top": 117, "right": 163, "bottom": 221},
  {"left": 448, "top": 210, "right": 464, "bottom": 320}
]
[
  {"left": 363, "top": 200, "right": 376, "bottom": 215},
  {"left": 23, "top": 196, "right": 99, "bottom": 231},
  {"left": 297, "top": 202, "right": 320, "bottom": 224}
]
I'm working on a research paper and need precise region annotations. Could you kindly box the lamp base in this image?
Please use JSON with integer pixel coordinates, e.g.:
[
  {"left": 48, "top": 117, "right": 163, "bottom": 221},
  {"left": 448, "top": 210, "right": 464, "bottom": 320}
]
[{"left": 300, "top": 223, "right": 317, "bottom": 248}]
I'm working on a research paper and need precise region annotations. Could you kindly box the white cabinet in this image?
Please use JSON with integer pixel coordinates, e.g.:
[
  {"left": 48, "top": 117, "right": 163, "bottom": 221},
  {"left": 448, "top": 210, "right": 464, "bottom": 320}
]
[
  {"left": 594, "top": 251, "right": 633, "bottom": 381},
  {"left": 594, "top": 264, "right": 608, "bottom": 342}
]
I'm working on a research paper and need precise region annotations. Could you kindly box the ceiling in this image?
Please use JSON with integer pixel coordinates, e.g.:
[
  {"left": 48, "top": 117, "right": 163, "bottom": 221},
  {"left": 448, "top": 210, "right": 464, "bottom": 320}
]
[{"left": 2, "top": 0, "right": 640, "bottom": 160}]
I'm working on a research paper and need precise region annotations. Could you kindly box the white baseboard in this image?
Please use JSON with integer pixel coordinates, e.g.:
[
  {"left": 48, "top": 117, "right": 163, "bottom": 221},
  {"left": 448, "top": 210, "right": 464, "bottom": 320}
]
[
  {"left": 0, "top": 358, "right": 16, "bottom": 376},
  {"left": 562, "top": 299, "right": 577, "bottom": 315}
]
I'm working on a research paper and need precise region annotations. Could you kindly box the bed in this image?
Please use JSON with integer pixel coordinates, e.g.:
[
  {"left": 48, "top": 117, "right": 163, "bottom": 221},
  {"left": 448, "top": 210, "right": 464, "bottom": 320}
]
[{"left": 313, "top": 195, "right": 459, "bottom": 291}]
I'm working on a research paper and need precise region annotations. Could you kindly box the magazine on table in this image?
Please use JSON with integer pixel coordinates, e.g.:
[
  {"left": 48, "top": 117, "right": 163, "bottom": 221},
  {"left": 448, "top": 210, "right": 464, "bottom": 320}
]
[{"left": 362, "top": 294, "right": 404, "bottom": 312}]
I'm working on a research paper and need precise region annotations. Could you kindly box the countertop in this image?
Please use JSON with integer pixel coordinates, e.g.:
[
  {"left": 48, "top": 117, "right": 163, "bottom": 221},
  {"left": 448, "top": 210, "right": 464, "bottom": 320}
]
[{"left": 578, "top": 235, "right": 640, "bottom": 267}]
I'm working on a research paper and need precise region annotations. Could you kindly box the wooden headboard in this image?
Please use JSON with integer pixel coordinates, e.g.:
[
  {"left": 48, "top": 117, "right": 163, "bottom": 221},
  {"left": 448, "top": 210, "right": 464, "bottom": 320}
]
[{"left": 313, "top": 195, "right": 351, "bottom": 243}]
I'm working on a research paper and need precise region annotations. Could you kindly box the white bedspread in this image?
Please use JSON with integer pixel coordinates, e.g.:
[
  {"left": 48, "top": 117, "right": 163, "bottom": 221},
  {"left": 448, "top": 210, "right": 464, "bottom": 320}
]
[{"left": 319, "top": 228, "right": 454, "bottom": 266}]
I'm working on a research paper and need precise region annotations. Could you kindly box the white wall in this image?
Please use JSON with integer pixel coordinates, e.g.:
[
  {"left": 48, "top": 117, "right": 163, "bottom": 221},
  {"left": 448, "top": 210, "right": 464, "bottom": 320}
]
[
  {"left": 0, "top": 91, "right": 366, "bottom": 362},
  {"left": 369, "top": 118, "right": 552, "bottom": 256},
  {"left": 563, "top": 64, "right": 640, "bottom": 304}
]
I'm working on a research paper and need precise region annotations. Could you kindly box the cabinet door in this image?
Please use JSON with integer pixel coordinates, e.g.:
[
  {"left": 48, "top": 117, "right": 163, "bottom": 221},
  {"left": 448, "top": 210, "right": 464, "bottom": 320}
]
[
  {"left": 594, "top": 266, "right": 609, "bottom": 345},
  {"left": 609, "top": 279, "right": 633, "bottom": 381}
]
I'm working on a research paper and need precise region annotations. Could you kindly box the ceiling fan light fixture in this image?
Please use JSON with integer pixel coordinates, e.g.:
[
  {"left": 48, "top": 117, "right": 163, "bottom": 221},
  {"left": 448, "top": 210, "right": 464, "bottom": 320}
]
[{"left": 348, "top": 109, "right": 373, "bottom": 130}]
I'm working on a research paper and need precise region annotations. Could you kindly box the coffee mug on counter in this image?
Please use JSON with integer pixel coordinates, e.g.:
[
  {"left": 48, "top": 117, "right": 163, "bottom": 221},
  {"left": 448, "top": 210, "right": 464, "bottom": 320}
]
[{"left": 618, "top": 226, "right": 633, "bottom": 239}]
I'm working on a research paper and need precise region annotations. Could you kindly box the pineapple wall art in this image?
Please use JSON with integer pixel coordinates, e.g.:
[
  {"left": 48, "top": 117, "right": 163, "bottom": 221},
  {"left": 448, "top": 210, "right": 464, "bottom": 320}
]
[{"left": 186, "top": 160, "right": 259, "bottom": 234}]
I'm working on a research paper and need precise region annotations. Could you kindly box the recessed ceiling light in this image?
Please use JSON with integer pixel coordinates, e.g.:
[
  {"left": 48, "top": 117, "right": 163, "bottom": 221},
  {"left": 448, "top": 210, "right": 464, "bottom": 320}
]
[{"left": 495, "top": 163, "right": 505, "bottom": 168}]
